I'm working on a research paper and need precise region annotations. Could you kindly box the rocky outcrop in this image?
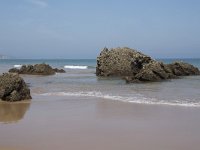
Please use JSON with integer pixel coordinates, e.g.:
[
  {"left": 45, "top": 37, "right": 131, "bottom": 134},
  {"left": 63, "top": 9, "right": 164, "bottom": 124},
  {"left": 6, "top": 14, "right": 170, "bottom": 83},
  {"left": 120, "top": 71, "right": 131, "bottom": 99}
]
[
  {"left": 166, "top": 62, "right": 200, "bottom": 76},
  {"left": 9, "top": 63, "right": 65, "bottom": 75},
  {"left": 53, "top": 68, "right": 66, "bottom": 73},
  {"left": 96, "top": 47, "right": 200, "bottom": 83},
  {"left": 96, "top": 47, "right": 152, "bottom": 76},
  {"left": 0, "top": 73, "right": 31, "bottom": 102},
  {"left": 124, "top": 61, "right": 176, "bottom": 82}
]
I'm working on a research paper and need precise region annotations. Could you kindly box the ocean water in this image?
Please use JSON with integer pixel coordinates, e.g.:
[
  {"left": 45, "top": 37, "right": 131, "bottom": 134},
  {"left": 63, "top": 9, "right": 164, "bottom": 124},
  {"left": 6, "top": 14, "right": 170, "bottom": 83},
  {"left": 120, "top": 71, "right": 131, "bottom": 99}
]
[{"left": 0, "top": 58, "right": 200, "bottom": 107}]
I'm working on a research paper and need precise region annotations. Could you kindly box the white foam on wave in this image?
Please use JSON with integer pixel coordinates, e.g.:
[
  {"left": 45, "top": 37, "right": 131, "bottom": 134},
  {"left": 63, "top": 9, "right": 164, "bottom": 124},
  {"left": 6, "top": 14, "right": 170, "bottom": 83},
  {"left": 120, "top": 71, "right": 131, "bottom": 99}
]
[
  {"left": 40, "top": 91, "right": 200, "bottom": 107},
  {"left": 64, "top": 65, "right": 88, "bottom": 69},
  {"left": 14, "top": 65, "right": 22, "bottom": 68}
]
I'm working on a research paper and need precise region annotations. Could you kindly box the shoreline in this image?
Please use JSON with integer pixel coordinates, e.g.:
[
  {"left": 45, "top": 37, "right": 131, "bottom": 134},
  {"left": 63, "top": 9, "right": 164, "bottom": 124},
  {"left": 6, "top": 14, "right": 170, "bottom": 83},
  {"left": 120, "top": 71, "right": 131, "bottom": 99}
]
[{"left": 32, "top": 92, "right": 200, "bottom": 108}]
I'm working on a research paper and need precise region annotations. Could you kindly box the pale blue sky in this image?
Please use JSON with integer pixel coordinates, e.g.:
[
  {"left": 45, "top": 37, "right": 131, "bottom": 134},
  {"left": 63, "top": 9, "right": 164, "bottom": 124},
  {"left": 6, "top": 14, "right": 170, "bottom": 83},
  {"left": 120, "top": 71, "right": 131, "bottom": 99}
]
[{"left": 0, "top": 0, "right": 200, "bottom": 58}]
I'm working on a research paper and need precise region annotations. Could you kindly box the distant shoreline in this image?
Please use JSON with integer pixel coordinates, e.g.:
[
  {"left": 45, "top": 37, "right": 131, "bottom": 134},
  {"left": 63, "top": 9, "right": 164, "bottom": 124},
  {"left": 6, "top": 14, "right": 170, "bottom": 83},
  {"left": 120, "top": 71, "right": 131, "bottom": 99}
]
[{"left": 0, "top": 55, "right": 9, "bottom": 59}]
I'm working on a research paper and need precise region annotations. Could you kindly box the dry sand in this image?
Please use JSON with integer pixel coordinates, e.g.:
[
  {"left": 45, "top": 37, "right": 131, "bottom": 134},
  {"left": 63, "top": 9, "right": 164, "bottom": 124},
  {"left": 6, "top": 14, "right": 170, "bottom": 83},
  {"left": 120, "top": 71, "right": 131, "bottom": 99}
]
[{"left": 0, "top": 96, "right": 200, "bottom": 150}]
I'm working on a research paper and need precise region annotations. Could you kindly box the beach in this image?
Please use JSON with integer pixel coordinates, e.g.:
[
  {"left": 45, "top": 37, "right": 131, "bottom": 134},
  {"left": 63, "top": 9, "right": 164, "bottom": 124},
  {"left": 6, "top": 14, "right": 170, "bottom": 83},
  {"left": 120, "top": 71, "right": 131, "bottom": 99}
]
[
  {"left": 1, "top": 96, "right": 200, "bottom": 150},
  {"left": 1, "top": 0, "right": 200, "bottom": 149},
  {"left": 0, "top": 59, "right": 200, "bottom": 150}
]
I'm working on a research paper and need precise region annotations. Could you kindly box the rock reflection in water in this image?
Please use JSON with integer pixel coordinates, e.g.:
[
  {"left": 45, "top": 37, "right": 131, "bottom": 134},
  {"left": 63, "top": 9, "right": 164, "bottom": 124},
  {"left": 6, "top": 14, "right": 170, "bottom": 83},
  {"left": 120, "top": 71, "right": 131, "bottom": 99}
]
[{"left": 0, "top": 101, "right": 30, "bottom": 124}]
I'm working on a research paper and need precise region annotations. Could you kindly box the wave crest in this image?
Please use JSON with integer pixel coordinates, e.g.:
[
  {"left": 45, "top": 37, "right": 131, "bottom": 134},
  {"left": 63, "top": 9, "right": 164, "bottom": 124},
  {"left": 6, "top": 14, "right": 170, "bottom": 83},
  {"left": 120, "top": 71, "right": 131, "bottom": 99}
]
[
  {"left": 14, "top": 65, "right": 22, "bottom": 68},
  {"left": 40, "top": 91, "right": 200, "bottom": 107},
  {"left": 64, "top": 65, "right": 88, "bottom": 69}
]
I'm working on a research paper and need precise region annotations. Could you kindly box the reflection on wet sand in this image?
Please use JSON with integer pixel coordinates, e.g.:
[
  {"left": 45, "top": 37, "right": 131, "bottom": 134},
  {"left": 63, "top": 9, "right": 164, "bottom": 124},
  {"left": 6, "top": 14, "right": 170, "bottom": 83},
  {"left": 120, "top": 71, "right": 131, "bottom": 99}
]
[{"left": 0, "top": 101, "right": 30, "bottom": 124}]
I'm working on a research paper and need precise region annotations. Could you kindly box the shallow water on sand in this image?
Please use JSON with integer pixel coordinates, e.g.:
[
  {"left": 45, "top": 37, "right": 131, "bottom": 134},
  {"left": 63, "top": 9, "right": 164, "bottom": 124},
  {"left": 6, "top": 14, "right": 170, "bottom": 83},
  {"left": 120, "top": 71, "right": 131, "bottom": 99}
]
[
  {"left": 1, "top": 58, "right": 200, "bottom": 107},
  {"left": 0, "top": 58, "right": 200, "bottom": 150}
]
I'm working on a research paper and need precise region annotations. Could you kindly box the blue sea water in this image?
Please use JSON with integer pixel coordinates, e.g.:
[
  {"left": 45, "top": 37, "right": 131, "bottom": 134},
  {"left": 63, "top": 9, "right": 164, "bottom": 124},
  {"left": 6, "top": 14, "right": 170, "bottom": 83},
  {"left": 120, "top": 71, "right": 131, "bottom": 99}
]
[{"left": 0, "top": 58, "right": 200, "bottom": 107}]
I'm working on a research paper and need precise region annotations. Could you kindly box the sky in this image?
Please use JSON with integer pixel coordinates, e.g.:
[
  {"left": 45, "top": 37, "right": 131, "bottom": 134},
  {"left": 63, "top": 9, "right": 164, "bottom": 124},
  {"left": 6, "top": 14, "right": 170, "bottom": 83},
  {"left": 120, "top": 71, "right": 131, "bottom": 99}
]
[{"left": 0, "top": 0, "right": 200, "bottom": 59}]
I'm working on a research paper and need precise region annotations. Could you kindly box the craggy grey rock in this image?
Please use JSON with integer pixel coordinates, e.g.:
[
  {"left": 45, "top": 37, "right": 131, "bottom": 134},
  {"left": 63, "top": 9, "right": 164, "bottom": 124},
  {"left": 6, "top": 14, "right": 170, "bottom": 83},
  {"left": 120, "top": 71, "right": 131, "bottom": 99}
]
[
  {"left": 0, "top": 73, "right": 31, "bottom": 102},
  {"left": 9, "top": 63, "right": 65, "bottom": 75},
  {"left": 96, "top": 47, "right": 200, "bottom": 83},
  {"left": 96, "top": 47, "right": 152, "bottom": 76},
  {"left": 53, "top": 68, "right": 66, "bottom": 73},
  {"left": 124, "top": 61, "right": 177, "bottom": 82},
  {"left": 167, "top": 62, "right": 200, "bottom": 76}
]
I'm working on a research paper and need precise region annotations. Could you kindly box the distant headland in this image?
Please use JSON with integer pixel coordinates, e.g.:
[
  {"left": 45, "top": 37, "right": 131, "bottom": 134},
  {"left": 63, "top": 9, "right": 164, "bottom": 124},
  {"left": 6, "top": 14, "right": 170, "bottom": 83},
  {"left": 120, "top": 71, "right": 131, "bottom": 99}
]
[{"left": 0, "top": 55, "right": 9, "bottom": 59}]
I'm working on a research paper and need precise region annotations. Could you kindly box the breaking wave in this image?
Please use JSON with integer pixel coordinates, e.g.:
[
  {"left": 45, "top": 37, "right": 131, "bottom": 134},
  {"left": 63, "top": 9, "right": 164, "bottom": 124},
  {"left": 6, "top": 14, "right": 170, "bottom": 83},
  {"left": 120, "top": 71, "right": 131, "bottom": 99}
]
[
  {"left": 40, "top": 91, "right": 200, "bottom": 107},
  {"left": 64, "top": 65, "right": 88, "bottom": 69},
  {"left": 14, "top": 64, "right": 22, "bottom": 68}
]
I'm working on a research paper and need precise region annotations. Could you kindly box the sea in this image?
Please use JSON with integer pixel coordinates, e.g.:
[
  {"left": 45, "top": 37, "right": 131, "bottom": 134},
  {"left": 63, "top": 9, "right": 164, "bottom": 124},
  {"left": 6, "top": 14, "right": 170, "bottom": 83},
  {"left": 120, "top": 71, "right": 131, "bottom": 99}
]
[{"left": 0, "top": 58, "right": 200, "bottom": 107}]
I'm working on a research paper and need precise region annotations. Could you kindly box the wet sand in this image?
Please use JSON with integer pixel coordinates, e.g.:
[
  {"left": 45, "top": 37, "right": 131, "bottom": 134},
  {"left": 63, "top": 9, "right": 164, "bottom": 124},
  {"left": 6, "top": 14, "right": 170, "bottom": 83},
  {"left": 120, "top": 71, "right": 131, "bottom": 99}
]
[{"left": 0, "top": 96, "right": 200, "bottom": 150}]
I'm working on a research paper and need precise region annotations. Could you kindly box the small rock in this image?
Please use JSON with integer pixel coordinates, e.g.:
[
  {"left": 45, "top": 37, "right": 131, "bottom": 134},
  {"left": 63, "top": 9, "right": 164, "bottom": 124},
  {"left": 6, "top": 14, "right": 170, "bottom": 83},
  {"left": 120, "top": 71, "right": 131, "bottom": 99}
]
[
  {"left": 0, "top": 73, "right": 31, "bottom": 102},
  {"left": 9, "top": 63, "right": 65, "bottom": 75},
  {"left": 53, "top": 68, "right": 66, "bottom": 73}
]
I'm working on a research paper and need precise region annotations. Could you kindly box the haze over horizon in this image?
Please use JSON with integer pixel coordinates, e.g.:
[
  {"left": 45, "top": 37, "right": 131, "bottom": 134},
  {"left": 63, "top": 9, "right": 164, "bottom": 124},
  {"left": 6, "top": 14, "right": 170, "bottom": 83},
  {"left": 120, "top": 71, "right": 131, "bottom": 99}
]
[{"left": 0, "top": 0, "right": 200, "bottom": 59}]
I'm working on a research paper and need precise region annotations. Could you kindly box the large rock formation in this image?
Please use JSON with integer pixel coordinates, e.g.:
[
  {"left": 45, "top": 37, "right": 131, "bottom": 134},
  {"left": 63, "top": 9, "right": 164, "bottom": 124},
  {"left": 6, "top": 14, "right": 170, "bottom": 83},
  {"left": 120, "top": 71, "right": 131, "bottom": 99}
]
[
  {"left": 96, "top": 47, "right": 200, "bottom": 82},
  {"left": 96, "top": 47, "right": 152, "bottom": 76},
  {"left": 9, "top": 63, "right": 65, "bottom": 75},
  {"left": 0, "top": 73, "right": 31, "bottom": 101}
]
